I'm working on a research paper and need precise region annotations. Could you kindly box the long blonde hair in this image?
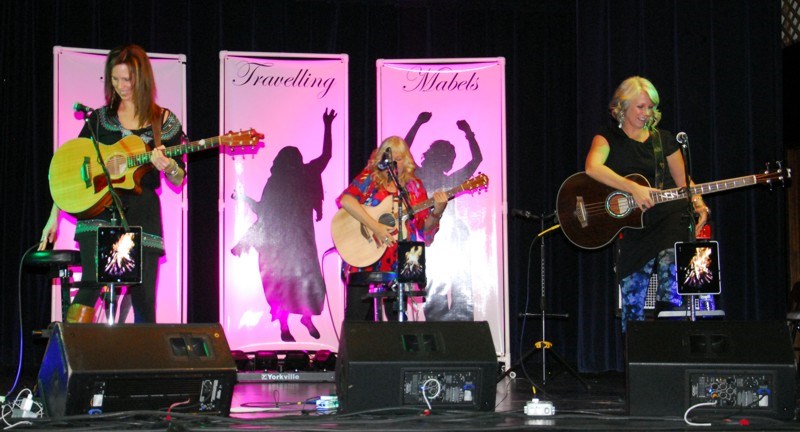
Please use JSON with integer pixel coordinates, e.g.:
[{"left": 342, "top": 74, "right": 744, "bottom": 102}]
[
  {"left": 368, "top": 136, "right": 418, "bottom": 187},
  {"left": 609, "top": 76, "right": 662, "bottom": 129}
]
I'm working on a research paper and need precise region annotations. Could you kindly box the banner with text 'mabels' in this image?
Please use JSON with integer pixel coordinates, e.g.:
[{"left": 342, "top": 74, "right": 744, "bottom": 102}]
[{"left": 376, "top": 58, "right": 508, "bottom": 364}]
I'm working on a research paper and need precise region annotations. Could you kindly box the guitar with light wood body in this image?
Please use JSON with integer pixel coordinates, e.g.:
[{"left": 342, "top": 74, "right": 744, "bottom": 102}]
[
  {"left": 49, "top": 129, "right": 263, "bottom": 217},
  {"left": 331, "top": 173, "right": 489, "bottom": 267}
]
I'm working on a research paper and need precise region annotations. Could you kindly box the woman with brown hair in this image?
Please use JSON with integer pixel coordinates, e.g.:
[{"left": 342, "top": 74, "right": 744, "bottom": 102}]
[{"left": 40, "top": 44, "right": 185, "bottom": 323}]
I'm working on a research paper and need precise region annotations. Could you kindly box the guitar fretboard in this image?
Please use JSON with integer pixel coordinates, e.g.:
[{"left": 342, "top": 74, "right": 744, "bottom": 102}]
[
  {"left": 128, "top": 137, "right": 225, "bottom": 167},
  {"left": 652, "top": 175, "right": 765, "bottom": 204},
  {"left": 406, "top": 174, "right": 488, "bottom": 217}
]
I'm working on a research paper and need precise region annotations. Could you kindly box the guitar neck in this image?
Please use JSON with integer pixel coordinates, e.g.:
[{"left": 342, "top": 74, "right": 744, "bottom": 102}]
[
  {"left": 128, "top": 137, "right": 224, "bottom": 167},
  {"left": 652, "top": 175, "right": 761, "bottom": 204},
  {"left": 409, "top": 183, "right": 470, "bottom": 214}
]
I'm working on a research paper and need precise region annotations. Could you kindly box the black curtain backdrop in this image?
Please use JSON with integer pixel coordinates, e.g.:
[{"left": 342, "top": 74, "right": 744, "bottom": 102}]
[{"left": 1, "top": 0, "right": 786, "bottom": 380}]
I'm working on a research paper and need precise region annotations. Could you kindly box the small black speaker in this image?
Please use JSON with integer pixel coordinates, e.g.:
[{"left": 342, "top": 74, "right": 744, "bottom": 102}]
[
  {"left": 37, "top": 323, "right": 237, "bottom": 417},
  {"left": 335, "top": 321, "right": 497, "bottom": 413},
  {"left": 627, "top": 320, "right": 796, "bottom": 419}
]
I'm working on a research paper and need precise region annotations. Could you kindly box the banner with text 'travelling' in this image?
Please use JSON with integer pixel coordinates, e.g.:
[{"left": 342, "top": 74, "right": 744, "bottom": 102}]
[{"left": 220, "top": 52, "right": 349, "bottom": 354}]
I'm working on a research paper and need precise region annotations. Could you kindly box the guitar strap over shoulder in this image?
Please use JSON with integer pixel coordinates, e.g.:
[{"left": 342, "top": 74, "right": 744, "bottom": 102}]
[
  {"left": 651, "top": 128, "right": 666, "bottom": 189},
  {"left": 151, "top": 108, "right": 163, "bottom": 148}
]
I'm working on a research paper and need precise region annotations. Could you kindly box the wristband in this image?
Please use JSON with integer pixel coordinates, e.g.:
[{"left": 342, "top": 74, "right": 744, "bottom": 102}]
[{"left": 166, "top": 161, "right": 179, "bottom": 177}]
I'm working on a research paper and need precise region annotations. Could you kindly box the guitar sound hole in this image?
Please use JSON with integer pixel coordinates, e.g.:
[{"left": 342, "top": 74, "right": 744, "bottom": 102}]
[
  {"left": 378, "top": 214, "right": 396, "bottom": 227},
  {"left": 106, "top": 154, "right": 127, "bottom": 176},
  {"left": 606, "top": 192, "right": 632, "bottom": 218}
]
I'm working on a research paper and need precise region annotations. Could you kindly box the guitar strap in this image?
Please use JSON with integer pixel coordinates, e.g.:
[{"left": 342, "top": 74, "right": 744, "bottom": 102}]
[
  {"left": 151, "top": 108, "right": 163, "bottom": 149},
  {"left": 651, "top": 128, "right": 666, "bottom": 189}
]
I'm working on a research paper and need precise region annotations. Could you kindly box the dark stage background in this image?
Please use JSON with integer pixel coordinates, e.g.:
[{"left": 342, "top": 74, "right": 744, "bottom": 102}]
[{"left": 1, "top": 0, "right": 789, "bottom": 382}]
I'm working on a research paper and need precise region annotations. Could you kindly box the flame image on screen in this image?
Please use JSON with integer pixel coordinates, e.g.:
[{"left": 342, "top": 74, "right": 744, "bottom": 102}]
[
  {"left": 104, "top": 232, "right": 137, "bottom": 276},
  {"left": 400, "top": 245, "right": 424, "bottom": 279},
  {"left": 683, "top": 246, "right": 713, "bottom": 287}
]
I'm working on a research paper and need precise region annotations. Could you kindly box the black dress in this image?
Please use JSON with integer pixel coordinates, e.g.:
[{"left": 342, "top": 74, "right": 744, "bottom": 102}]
[
  {"left": 598, "top": 124, "right": 692, "bottom": 280},
  {"left": 71, "top": 106, "right": 184, "bottom": 323}
]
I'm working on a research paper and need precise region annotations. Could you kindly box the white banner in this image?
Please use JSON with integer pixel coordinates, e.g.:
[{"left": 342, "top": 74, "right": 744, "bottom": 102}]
[
  {"left": 51, "top": 46, "right": 188, "bottom": 323},
  {"left": 220, "top": 52, "right": 349, "bottom": 353},
  {"left": 376, "top": 58, "right": 508, "bottom": 363}
]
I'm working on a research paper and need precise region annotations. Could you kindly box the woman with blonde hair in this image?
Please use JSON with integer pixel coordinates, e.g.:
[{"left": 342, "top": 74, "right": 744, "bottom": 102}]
[
  {"left": 337, "top": 136, "right": 448, "bottom": 321},
  {"left": 585, "top": 76, "right": 709, "bottom": 332}
]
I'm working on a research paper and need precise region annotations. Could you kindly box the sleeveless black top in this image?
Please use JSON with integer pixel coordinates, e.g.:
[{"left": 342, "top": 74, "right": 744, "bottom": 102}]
[{"left": 598, "top": 124, "right": 692, "bottom": 278}]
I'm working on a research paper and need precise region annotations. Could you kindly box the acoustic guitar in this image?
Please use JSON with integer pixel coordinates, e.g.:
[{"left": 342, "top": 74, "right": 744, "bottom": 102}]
[
  {"left": 49, "top": 129, "right": 263, "bottom": 218},
  {"left": 556, "top": 163, "right": 791, "bottom": 249},
  {"left": 331, "top": 173, "right": 489, "bottom": 267}
]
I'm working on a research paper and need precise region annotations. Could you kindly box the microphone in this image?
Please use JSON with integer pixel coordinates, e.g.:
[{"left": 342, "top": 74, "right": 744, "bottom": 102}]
[
  {"left": 511, "top": 209, "right": 541, "bottom": 222},
  {"left": 73, "top": 102, "right": 94, "bottom": 113},
  {"left": 676, "top": 132, "right": 688, "bottom": 145},
  {"left": 377, "top": 148, "right": 393, "bottom": 170}
]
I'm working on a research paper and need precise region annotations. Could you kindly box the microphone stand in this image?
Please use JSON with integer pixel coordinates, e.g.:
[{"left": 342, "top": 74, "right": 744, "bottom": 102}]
[
  {"left": 81, "top": 109, "right": 130, "bottom": 231},
  {"left": 385, "top": 162, "right": 413, "bottom": 322},
  {"left": 498, "top": 211, "right": 589, "bottom": 390},
  {"left": 678, "top": 136, "right": 699, "bottom": 322},
  {"left": 80, "top": 108, "right": 129, "bottom": 325}
]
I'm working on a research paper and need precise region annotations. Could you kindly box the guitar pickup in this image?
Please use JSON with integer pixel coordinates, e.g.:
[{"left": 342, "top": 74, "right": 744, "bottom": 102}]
[{"left": 574, "top": 196, "right": 588, "bottom": 228}]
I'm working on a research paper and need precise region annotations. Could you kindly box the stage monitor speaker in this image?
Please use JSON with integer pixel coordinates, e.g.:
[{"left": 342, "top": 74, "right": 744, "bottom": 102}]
[
  {"left": 37, "top": 323, "right": 237, "bottom": 417},
  {"left": 627, "top": 320, "right": 796, "bottom": 419},
  {"left": 335, "top": 321, "right": 497, "bottom": 413}
]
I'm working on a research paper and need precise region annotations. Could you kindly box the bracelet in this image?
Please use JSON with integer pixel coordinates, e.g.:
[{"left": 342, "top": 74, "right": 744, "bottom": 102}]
[
  {"left": 695, "top": 205, "right": 711, "bottom": 215},
  {"left": 166, "top": 162, "right": 180, "bottom": 177},
  {"left": 692, "top": 197, "right": 707, "bottom": 211},
  {"left": 429, "top": 210, "right": 442, "bottom": 219}
]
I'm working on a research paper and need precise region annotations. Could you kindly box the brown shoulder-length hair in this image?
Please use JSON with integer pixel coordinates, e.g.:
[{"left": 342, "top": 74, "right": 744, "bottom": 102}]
[
  {"left": 368, "top": 136, "right": 418, "bottom": 187},
  {"left": 104, "top": 44, "right": 160, "bottom": 129}
]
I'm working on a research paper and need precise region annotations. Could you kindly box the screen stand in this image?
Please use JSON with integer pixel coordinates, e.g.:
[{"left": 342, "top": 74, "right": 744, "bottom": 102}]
[
  {"left": 104, "top": 283, "right": 118, "bottom": 325},
  {"left": 687, "top": 294, "right": 698, "bottom": 322}
]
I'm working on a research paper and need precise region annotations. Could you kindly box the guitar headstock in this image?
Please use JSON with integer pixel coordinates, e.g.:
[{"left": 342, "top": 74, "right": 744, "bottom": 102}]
[
  {"left": 221, "top": 128, "right": 264, "bottom": 147},
  {"left": 758, "top": 161, "right": 792, "bottom": 189},
  {"left": 462, "top": 173, "right": 489, "bottom": 193}
]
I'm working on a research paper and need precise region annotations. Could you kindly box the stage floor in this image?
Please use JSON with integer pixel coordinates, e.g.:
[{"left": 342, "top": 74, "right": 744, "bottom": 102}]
[{"left": 4, "top": 363, "right": 800, "bottom": 431}]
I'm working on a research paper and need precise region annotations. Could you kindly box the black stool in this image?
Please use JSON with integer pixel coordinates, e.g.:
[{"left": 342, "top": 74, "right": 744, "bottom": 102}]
[
  {"left": 347, "top": 271, "right": 397, "bottom": 322},
  {"left": 23, "top": 250, "right": 81, "bottom": 321},
  {"left": 346, "top": 271, "right": 426, "bottom": 321}
]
